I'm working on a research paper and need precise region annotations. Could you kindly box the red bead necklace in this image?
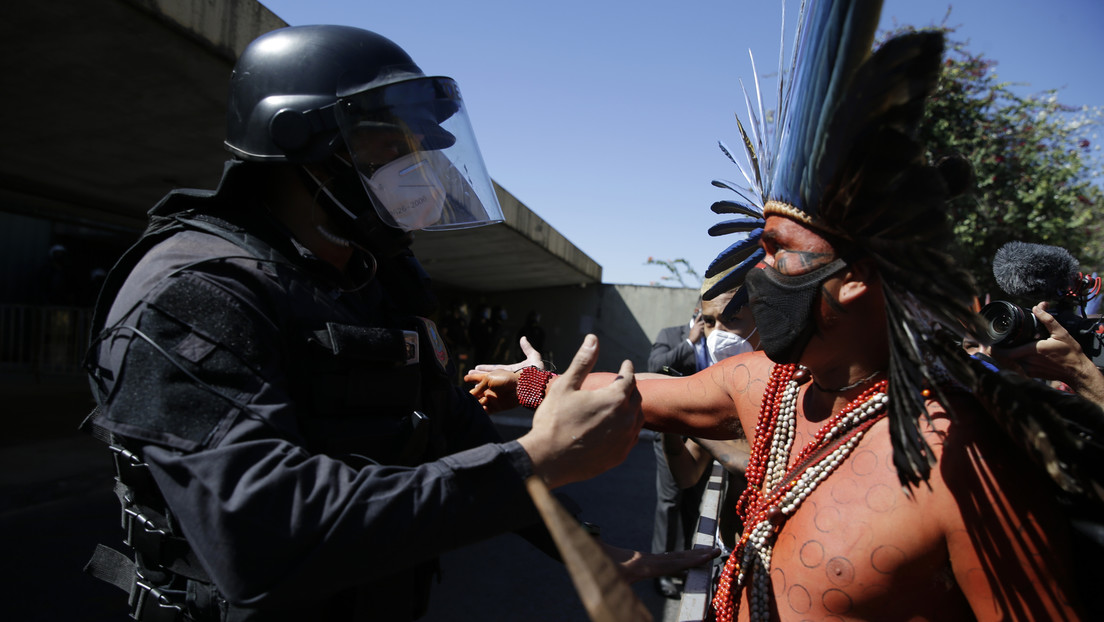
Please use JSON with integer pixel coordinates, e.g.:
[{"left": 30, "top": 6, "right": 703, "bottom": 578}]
[{"left": 712, "top": 364, "right": 889, "bottom": 622}]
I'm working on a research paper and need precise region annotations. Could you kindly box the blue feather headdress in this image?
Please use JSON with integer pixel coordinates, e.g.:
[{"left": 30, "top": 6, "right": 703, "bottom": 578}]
[
  {"left": 705, "top": 0, "right": 1104, "bottom": 502},
  {"left": 703, "top": 0, "right": 988, "bottom": 489},
  {"left": 702, "top": 0, "right": 878, "bottom": 302}
]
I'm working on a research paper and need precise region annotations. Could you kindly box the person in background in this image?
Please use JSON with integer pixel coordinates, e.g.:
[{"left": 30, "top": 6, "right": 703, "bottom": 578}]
[
  {"left": 515, "top": 310, "right": 547, "bottom": 361},
  {"left": 648, "top": 302, "right": 704, "bottom": 378}
]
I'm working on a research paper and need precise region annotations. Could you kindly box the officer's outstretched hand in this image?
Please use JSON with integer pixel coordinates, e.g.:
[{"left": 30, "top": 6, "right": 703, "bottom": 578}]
[{"left": 517, "top": 335, "right": 643, "bottom": 489}]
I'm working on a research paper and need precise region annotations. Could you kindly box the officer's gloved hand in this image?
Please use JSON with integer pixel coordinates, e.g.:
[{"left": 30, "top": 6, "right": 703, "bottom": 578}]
[{"left": 516, "top": 335, "right": 642, "bottom": 489}]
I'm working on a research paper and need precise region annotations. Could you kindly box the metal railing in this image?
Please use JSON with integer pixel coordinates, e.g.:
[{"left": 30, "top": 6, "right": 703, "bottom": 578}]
[
  {"left": 0, "top": 304, "right": 92, "bottom": 376},
  {"left": 678, "top": 461, "right": 726, "bottom": 622}
]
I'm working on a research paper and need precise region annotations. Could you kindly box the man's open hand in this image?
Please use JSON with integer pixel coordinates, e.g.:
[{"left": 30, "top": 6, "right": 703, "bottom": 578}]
[{"left": 517, "top": 335, "right": 643, "bottom": 488}]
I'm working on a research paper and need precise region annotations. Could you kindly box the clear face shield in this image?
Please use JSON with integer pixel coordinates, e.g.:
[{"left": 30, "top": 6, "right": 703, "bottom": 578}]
[{"left": 335, "top": 77, "right": 504, "bottom": 232}]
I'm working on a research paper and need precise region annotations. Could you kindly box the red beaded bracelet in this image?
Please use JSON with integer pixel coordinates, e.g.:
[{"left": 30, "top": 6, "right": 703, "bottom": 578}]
[{"left": 517, "top": 366, "right": 556, "bottom": 409}]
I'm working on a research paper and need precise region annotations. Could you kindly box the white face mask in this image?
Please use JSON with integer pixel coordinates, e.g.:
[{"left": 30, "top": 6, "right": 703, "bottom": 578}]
[
  {"left": 365, "top": 152, "right": 446, "bottom": 231},
  {"left": 706, "top": 328, "right": 755, "bottom": 365}
]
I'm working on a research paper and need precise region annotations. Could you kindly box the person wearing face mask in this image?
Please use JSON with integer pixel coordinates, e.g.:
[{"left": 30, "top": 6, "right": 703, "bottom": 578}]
[
  {"left": 81, "top": 25, "right": 713, "bottom": 621},
  {"left": 466, "top": 1, "right": 1094, "bottom": 618},
  {"left": 698, "top": 276, "right": 759, "bottom": 367}
]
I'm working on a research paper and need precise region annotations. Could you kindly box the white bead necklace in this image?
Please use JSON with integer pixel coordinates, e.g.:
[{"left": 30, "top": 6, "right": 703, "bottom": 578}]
[{"left": 740, "top": 374, "right": 889, "bottom": 622}]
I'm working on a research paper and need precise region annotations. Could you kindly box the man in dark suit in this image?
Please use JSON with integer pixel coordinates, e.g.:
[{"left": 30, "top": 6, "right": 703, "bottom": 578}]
[{"left": 647, "top": 306, "right": 703, "bottom": 378}]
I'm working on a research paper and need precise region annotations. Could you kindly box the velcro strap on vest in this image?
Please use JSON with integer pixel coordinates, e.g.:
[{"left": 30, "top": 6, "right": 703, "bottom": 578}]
[
  {"left": 80, "top": 406, "right": 112, "bottom": 444},
  {"left": 312, "top": 323, "right": 418, "bottom": 365},
  {"left": 84, "top": 545, "right": 186, "bottom": 622},
  {"left": 85, "top": 543, "right": 137, "bottom": 594}
]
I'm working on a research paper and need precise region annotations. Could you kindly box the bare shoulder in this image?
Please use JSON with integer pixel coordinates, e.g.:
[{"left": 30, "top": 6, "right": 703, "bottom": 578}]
[{"left": 920, "top": 394, "right": 1084, "bottom": 620}]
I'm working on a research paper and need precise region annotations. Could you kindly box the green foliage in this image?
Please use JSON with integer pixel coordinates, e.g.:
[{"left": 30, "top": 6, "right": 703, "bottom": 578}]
[
  {"left": 898, "top": 25, "right": 1104, "bottom": 295},
  {"left": 645, "top": 257, "right": 702, "bottom": 289}
]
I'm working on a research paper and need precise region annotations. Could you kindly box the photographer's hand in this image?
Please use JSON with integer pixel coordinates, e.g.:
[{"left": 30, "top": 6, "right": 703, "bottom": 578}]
[{"left": 999, "top": 302, "right": 1104, "bottom": 408}]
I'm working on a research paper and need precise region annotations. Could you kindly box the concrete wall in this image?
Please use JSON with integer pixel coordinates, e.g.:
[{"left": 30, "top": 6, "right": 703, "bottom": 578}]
[{"left": 128, "top": 0, "right": 286, "bottom": 61}]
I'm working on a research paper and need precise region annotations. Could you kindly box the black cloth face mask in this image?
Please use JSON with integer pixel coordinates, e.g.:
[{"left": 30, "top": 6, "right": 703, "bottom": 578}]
[{"left": 746, "top": 257, "right": 849, "bottom": 364}]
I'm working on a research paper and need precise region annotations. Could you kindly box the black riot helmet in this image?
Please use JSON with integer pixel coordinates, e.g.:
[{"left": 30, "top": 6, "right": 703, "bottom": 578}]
[{"left": 225, "top": 25, "right": 503, "bottom": 233}]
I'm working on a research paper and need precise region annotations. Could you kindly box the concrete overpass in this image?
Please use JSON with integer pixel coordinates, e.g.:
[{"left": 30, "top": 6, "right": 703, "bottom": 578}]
[{"left": 2, "top": 0, "right": 601, "bottom": 293}]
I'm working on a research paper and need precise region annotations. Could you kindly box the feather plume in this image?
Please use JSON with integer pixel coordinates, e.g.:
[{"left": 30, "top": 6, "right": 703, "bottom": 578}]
[
  {"left": 710, "top": 200, "right": 764, "bottom": 218},
  {"left": 704, "top": 250, "right": 764, "bottom": 303},
  {"left": 710, "top": 181, "right": 761, "bottom": 209},
  {"left": 734, "top": 113, "right": 763, "bottom": 196},
  {"left": 707, "top": 216, "right": 766, "bottom": 237},
  {"left": 705, "top": 240, "right": 764, "bottom": 279}
]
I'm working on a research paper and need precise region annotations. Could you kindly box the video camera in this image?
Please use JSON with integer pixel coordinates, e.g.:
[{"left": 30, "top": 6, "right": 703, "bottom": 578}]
[{"left": 980, "top": 241, "right": 1104, "bottom": 367}]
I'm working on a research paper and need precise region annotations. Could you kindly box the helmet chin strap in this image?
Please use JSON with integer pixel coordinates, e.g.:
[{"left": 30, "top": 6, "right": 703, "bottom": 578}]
[
  {"left": 296, "top": 158, "right": 436, "bottom": 313},
  {"left": 293, "top": 162, "right": 378, "bottom": 291},
  {"left": 297, "top": 158, "right": 412, "bottom": 259}
]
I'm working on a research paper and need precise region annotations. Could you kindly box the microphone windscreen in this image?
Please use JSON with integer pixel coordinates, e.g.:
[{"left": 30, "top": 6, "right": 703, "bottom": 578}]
[{"left": 993, "top": 241, "right": 1080, "bottom": 300}]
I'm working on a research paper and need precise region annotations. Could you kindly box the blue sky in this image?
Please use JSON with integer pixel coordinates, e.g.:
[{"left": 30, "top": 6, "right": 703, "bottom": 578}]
[{"left": 258, "top": 0, "right": 1104, "bottom": 286}]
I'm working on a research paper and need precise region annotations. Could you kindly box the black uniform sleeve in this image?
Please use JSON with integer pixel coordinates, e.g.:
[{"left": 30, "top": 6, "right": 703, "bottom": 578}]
[{"left": 142, "top": 432, "right": 539, "bottom": 606}]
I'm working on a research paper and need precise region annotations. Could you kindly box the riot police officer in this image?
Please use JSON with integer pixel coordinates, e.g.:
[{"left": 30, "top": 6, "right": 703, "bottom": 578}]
[{"left": 82, "top": 25, "right": 684, "bottom": 621}]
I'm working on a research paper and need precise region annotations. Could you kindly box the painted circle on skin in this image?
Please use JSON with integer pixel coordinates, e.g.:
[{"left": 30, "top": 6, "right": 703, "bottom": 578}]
[
  {"left": 771, "top": 567, "right": 788, "bottom": 594},
  {"left": 800, "top": 540, "right": 825, "bottom": 568},
  {"left": 813, "top": 505, "right": 841, "bottom": 533},
  {"left": 787, "top": 584, "right": 812, "bottom": 614},
  {"left": 822, "top": 588, "right": 854, "bottom": 614},
  {"left": 865, "top": 483, "right": 897, "bottom": 513},
  {"left": 776, "top": 531, "right": 798, "bottom": 554},
  {"left": 725, "top": 363, "right": 753, "bottom": 394},
  {"left": 849, "top": 449, "right": 879, "bottom": 476},
  {"left": 825, "top": 556, "right": 854, "bottom": 587},
  {"left": 839, "top": 519, "right": 873, "bottom": 554},
  {"left": 829, "top": 476, "right": 860, "bottom": 504},
  {"left": 871, "top": 544, "right": 906, "bottom": 574}
]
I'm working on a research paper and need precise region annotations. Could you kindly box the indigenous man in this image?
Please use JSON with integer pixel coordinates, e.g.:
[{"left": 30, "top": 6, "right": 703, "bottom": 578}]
[{"left": 468, "top": 0, "right": 1097, "bottom": 619}]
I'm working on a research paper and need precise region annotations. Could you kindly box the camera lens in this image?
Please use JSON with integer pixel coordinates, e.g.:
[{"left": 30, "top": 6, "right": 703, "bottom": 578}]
[
  {"left": 980, "top": 301, "right": 1039, "bottom": 347},
  {"left": 991, "top": 314, "right": 1013, "bottom": 334}
]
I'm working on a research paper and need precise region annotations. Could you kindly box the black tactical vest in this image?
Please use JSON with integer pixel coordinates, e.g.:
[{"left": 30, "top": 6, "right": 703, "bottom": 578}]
[{"left": 84, "top": 162, "right": 456, "bottom": 621}]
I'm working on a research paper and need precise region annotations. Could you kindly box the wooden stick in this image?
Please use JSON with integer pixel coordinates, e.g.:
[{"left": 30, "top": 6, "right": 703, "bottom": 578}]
[{"left": 525, "top": 476, "right": 654, "bottom": 622}]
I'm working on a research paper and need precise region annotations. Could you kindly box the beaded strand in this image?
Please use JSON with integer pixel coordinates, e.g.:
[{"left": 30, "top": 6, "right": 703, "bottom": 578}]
[{"left": 712, "top": 365, "right": 889, "bottom": 622}]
